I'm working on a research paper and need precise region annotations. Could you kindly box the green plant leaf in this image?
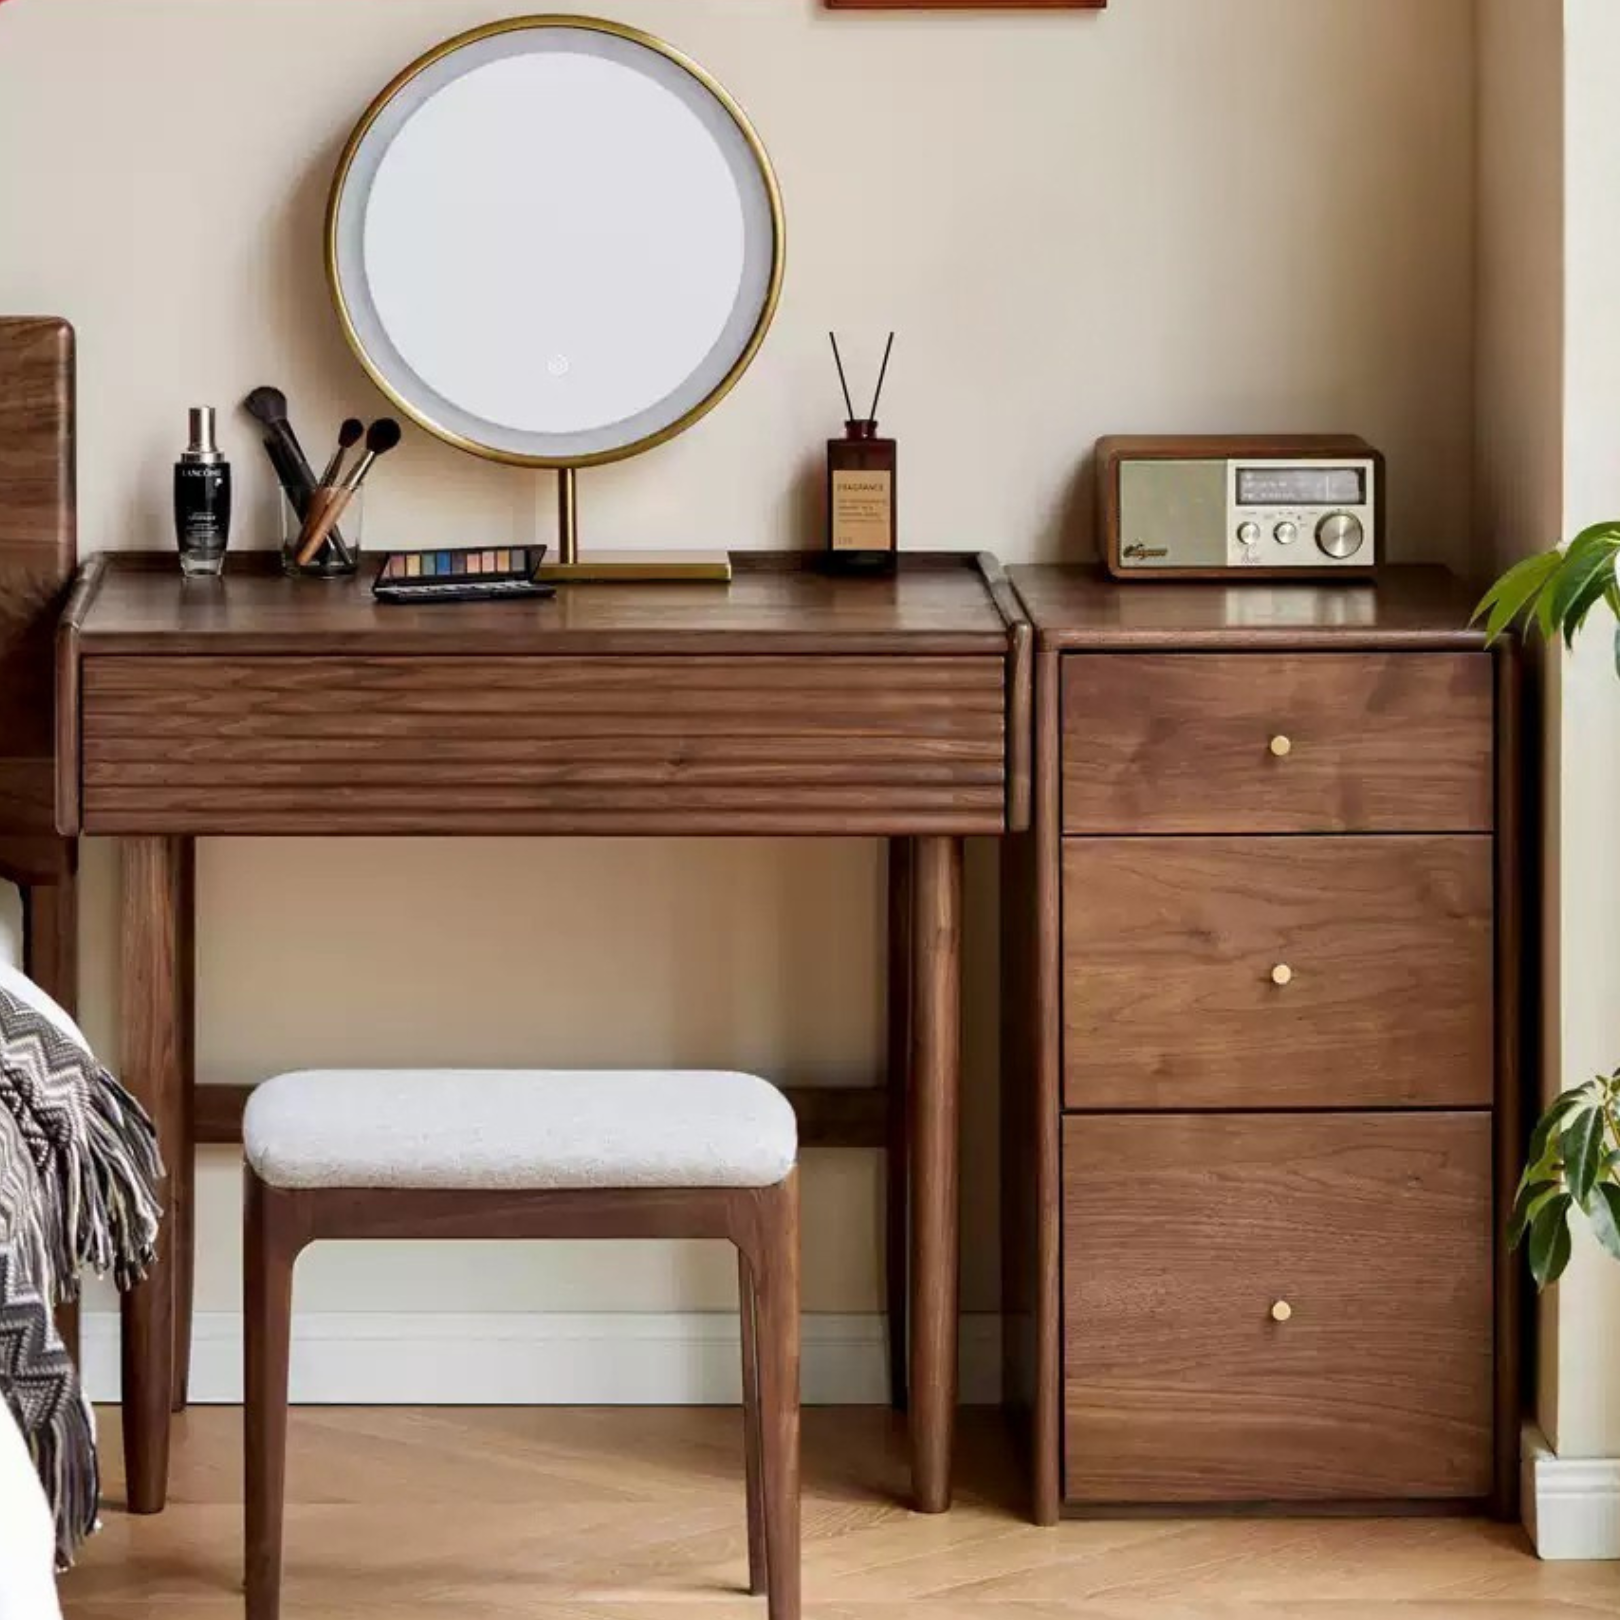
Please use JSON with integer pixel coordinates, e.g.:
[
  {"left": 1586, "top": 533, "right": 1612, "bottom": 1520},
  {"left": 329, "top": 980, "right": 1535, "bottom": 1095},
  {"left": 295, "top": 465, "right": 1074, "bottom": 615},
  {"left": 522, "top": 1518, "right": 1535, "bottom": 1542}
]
[
  {"left": 1474, "top": 550, "right": 1561, "bottom": 641},
  {"left": 1586, "top": 1183, "right": 1620, "bottom": 1263},
  {"left": 1521, "top": 1088, "right": 1596, "bottom": 1193},
  {"left": 1563, "top": 1105, "right": 1608, "bottom": 1207},
  {"left": 1509, "top": 1180, "right": 1562, "bottom": 1249},
  {"left": 1555, "top": 545, "right": 1620, "bottom": 648},
  {"left": 1565, "top": 521, "right": 1620, "bottom": 552},
  {"left": 1529, "top": 1194, "right": 1574, "bottom": 1288}
]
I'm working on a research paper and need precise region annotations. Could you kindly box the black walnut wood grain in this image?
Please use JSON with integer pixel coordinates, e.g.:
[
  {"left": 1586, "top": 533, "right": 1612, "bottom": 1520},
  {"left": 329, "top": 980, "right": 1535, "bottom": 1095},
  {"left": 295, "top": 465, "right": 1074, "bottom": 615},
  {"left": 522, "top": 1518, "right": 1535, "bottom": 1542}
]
[
  {"left": 1063, "top": 1112, "right": 1494, "bottom": 1505},
  {"left": 0, "top": 317, "right": 74, "bottom": 883},
  {"left": 1061, "top": 836, "right": 1495, "bottom": 1111},
  {"left": 1061, "top": 653, "right": 1494, "bottom": 835}
]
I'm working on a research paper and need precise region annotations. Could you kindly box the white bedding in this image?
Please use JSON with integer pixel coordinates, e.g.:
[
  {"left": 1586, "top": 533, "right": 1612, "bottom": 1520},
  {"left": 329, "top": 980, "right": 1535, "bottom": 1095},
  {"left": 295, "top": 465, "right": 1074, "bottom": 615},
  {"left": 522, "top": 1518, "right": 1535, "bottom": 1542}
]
[{"left": 0, "top": 1397, "right": 61, "bottom": 1620}]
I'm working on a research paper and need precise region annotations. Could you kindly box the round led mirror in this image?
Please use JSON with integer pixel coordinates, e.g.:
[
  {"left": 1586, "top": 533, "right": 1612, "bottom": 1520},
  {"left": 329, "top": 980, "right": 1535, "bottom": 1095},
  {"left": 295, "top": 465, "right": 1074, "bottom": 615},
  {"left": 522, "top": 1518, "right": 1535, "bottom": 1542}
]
[{"left": 327, "top": 15, "right": 785, "bottom": 578}]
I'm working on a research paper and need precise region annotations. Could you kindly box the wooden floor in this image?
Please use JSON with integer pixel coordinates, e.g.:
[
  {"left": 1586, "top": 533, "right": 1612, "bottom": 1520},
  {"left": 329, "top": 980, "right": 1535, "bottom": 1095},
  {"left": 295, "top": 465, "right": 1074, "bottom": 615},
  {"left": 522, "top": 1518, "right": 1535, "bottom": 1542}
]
[{"left": 61, "top": 1407, "right": 1619, "bottom": 1618}]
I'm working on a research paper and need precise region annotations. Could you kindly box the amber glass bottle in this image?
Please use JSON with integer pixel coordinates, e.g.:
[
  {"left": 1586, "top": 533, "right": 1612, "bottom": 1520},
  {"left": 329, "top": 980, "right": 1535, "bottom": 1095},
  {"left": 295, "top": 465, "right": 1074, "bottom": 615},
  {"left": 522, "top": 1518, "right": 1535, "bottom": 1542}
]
[{"left": 825, "top": 419, "right": 897, "bottom": 576}]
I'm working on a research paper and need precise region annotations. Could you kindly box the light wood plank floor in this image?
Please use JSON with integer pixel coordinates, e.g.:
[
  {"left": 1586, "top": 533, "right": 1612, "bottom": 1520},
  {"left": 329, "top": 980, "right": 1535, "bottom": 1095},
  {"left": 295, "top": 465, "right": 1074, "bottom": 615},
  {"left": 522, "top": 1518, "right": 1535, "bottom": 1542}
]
[{"left": 61, "top": 1407, "right": 1619, "bottom": 1618}]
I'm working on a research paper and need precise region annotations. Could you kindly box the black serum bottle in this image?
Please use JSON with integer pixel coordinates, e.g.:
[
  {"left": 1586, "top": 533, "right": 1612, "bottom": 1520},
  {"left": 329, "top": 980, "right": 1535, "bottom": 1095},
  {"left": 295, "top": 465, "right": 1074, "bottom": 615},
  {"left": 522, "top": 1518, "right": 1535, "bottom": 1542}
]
[
  {"left": 825, "top": 333, "right": 897, "bottom": 577},
  {"left": 174, "top": 406, "right": 232, "bottom": 577}
]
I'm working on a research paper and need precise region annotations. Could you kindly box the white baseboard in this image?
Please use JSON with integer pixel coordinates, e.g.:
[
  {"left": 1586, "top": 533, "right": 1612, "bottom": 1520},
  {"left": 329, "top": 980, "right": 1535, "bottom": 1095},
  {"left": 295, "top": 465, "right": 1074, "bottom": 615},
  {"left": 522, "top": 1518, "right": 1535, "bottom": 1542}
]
[
  {"left": 81, "top": 1310, "right": 1003, "bottom": 1408},
  {"left": 1523, "top": 1422, "right": 1620, "bottom": 1560}
]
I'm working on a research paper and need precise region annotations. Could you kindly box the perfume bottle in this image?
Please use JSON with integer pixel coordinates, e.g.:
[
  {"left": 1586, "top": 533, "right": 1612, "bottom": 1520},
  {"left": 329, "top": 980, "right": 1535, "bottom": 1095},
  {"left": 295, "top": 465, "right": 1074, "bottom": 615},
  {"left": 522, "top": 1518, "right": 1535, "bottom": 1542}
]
[
  {"left": 825, "top": 334, "right": 897, "bottom": 577},
  {"left": 174, "top": 406, "right": 232, "bottom": 577}
]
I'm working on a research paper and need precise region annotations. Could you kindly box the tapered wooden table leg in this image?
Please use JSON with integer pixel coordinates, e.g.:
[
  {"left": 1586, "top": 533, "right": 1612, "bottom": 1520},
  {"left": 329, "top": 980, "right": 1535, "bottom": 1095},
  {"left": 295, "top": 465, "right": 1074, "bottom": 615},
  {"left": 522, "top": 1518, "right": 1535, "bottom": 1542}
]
[
  {"left": 24, "top": 869, "right": 82, "bottom": 1364},
  {"left": 885, "top": 838, "right": 913, "bottom": 1414},
  {"left": 908, "top": 835, "right": 961, "bottom": 1515},
  {"left": 120, "top": 836, "right": 189, "bottom": 1514},
  {"left": 172, "top": 840, "right": 197, "bottom": 1412}
]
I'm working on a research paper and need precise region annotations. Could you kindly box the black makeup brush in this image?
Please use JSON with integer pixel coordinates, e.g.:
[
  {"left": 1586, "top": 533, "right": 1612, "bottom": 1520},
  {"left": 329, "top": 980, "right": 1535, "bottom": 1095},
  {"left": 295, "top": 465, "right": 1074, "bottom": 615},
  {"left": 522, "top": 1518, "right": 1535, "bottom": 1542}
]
[
  {"left": 317, "top": 417, "right": 365, "bottom": 490},
  {"left": 243, "top": 386, "right": 319, "bottom": 510},
  {"left": 296, "top": 418, "right": 402, "bottom": 565}
]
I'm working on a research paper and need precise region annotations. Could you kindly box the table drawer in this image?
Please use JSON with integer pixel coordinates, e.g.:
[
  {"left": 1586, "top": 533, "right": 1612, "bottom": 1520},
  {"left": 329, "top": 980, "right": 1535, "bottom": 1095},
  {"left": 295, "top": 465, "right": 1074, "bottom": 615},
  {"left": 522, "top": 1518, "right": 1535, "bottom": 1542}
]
[
  {"left": 1061, "top": 653, "right": 1493, "bottom": 834},
  {"left": 79, "top": 655, "right": 1007, "bottom": 835},
  {"left": 1063, "top": 1112, "right": 1493, "bottom": 1506},
  {"left": 1062, "top": 836, "right": 1493, "bottom": 1110}
]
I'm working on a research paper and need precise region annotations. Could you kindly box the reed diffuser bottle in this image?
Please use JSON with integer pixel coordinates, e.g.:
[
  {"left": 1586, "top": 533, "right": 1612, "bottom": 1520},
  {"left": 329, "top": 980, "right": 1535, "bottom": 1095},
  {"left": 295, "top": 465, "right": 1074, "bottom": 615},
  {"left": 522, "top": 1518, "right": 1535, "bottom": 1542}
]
[{"left": 825, "top": 333, "right": 897, "bottom": 576}]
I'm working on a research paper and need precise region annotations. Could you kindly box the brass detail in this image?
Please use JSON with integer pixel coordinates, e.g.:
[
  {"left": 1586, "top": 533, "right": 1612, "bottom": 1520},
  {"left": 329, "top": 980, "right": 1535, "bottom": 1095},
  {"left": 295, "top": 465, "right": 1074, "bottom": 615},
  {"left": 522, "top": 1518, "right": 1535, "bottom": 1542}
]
[
  {"left": 558, "top": 467, "right": 579, "bottom": 567},
  {"left": 325, "top": 14, "right": 787, "bottom": 474},
  {"left": 1271, "top": 963, "right": 1293, "bottom": 987},
  {"left": 1269, "top": 734, "right": 1293, "bottom": 758},
  {"left": 535, "top": 549, "right": 734, "bottom": 583},
  {"left": 1270, "top": 1300, "right": 1293, "bottom": 1324}
]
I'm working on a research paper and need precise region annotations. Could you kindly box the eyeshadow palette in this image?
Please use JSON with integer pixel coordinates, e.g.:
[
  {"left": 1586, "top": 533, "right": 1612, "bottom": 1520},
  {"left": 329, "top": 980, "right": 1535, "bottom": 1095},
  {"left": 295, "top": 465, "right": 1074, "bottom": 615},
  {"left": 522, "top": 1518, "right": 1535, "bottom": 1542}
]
[{"left": 372, "top": 545, "right": 555, "bottom": 604}]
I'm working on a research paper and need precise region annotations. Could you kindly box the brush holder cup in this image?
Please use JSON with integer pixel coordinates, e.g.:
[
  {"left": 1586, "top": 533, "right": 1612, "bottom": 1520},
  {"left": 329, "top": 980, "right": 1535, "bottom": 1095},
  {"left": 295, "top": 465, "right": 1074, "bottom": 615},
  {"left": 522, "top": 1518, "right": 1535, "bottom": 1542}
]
[{"left": 280, "top": 487, "right": 364, "bottom": 579}]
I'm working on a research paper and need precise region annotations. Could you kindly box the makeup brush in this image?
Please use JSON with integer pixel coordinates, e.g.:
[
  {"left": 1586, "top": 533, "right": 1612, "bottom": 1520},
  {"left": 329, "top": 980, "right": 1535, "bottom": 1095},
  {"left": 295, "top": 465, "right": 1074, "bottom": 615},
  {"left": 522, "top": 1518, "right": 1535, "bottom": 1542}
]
[
  {"left": 296, "top": 418, "right": 402, "bottom": 565},
  {"left": 317, "top": 417, "right": 365, "bottom": 490},
  {"left": 243, "top": 386, "right": 318, "bottom": 510}
]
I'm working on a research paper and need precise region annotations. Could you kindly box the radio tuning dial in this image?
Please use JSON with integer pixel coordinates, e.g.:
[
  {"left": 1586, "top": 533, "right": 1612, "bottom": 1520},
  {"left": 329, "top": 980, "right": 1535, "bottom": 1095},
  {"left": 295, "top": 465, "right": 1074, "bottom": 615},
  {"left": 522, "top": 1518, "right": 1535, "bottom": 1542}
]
[
  {"left": 1316, "top": 512, "right": 1365, "bottom": 560},
  {"left": 1237, "top": 522, "right": 1261, "bottom": 548}
]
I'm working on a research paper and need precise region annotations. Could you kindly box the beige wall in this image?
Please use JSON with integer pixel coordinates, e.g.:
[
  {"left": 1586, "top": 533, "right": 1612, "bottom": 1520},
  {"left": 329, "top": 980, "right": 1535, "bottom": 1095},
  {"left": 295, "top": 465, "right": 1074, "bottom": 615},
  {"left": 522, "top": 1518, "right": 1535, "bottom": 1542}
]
[
  {"left": 0, "top": 0, "right": 1476, "bottom": 1360},
  {"left": 1476, "top": 0, "right": 1620, "bottom": 1464},
  {"left": 1546, "top": 0, "right": 1620, "bottom": 1459}
]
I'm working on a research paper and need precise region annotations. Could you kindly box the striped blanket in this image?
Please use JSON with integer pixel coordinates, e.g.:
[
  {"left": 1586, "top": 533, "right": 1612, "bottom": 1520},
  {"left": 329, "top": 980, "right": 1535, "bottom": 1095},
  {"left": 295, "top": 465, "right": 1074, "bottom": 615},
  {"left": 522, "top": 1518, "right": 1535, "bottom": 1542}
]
[{"left": 0, "top": 975, "right": 161, "bottom": 1566}]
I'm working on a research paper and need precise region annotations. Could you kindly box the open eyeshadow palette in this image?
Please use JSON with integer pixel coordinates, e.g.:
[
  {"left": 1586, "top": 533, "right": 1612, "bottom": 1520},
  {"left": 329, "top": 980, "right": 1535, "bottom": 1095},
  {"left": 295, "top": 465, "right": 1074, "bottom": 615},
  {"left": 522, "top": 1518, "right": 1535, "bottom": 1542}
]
[{"left": 372, "top": 544, "right": 555, "bottom": 603}]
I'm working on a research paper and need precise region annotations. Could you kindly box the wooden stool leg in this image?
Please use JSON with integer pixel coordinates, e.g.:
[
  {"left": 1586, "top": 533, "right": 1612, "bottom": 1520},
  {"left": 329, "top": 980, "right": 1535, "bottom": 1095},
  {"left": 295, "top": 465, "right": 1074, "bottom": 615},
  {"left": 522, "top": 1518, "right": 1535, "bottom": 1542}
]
[
  {"left": 738, "top": 1251, "right": 767, "bottom": 1597},
  {"left": 245, "top": 1173, "right": 300, "bottom": 1620},
  {"left": 751, "top": 1172, "right": 800, "bottom": 1620},
  {"left": 885, "top": 838, "right": 912, "bottom": 1414}
]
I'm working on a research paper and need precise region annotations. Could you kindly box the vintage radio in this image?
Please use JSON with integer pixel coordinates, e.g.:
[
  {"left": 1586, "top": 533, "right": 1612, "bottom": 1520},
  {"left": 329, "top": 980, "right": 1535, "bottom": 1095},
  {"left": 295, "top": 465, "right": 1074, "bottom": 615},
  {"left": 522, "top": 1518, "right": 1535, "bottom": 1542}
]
[{"left": 1099, "top": 435, "right": 1383, "bottom": 581}]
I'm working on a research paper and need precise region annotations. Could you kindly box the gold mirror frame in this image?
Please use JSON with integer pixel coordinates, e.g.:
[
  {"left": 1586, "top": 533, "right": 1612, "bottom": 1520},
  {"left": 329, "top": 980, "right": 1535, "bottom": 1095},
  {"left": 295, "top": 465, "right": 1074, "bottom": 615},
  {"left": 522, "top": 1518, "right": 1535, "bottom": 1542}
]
[{"left": 325, "top": 14, "right": 787, "bottom": 579}]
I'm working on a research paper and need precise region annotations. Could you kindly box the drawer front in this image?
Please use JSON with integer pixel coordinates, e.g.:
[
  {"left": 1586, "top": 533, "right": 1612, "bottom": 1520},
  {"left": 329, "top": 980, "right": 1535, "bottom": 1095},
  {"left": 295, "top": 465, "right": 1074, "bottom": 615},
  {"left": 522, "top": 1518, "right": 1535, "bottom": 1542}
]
[
  {"left": 1063, "top": 1113, "right": 1493, "bottom": 1505},
  {"left": 79, "top": 655, "right": 1007, "bottom": 835},
  {"left": 1062, "top": 837, "right": 1493, "bottom": 1110},
  {"left": 1061, "top": 653, "right": 1493, "bottom": 834}
]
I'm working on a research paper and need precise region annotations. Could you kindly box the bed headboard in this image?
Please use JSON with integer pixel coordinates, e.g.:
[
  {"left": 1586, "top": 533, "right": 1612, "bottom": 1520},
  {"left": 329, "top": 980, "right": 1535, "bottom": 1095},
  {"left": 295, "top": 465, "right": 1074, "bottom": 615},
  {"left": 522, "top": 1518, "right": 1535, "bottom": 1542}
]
[{"left": 0, "top": 317, "right": 75, "bottom": 886}]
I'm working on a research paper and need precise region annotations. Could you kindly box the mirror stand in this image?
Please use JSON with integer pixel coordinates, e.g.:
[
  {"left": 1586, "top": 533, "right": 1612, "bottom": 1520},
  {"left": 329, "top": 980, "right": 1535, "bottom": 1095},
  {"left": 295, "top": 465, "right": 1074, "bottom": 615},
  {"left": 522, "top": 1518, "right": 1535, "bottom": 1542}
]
[{"left": 534, "top": 467, "right": 734, "bottom": 583}]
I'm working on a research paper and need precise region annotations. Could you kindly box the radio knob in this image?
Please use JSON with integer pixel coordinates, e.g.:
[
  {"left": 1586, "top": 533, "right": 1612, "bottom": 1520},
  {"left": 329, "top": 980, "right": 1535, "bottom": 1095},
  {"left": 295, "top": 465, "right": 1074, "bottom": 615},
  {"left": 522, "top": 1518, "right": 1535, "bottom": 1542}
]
[
  {"left": 1316, "top": 512, "right": 1365, "bottom": 560},
  {"left": 1237, "top": 522, "right": 1262, "bottom": 548},
  {"left": 1274, "top": 521, "right": 1298, "bottom": 546}
]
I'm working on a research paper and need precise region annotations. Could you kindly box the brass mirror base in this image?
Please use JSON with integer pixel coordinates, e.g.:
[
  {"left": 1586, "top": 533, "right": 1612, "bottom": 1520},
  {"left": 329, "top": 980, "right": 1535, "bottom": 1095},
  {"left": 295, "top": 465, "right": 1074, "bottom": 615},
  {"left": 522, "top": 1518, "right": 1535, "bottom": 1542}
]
[{"left": 536, "top": 549, "right": 734, "bottom": 584}]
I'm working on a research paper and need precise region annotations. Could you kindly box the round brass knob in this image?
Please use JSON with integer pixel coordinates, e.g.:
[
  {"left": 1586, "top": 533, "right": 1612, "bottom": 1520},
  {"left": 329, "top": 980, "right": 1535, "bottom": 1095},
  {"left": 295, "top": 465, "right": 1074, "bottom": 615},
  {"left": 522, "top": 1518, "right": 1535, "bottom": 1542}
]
[
  {"left": 1270, "top": 1300, "right": 1293, "bottom": 1323},
  {"left": 1269, "top": 735, "right": 1293, "bottom": 758},
  {"left": 1271, "top": 964, "right": 1293, "bottom": 987}
]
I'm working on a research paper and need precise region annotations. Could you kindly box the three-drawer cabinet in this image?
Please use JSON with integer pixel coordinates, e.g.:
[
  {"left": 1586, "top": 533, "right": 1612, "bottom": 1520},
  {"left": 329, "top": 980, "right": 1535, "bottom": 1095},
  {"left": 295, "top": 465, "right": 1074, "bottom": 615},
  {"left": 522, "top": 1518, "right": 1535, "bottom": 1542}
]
[{"left": 1002, "top": 567, "right": 1520, "bottom": 1525}]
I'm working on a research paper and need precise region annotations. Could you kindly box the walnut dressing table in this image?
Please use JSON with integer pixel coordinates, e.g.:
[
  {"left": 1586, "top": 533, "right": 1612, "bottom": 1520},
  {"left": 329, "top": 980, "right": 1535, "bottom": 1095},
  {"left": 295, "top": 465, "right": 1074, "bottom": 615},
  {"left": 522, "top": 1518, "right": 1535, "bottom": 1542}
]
[
  {"left": 55, "top": 549, "right": 1032, "bottom": 1517},
  {"left": 1002, "top": 565, "right": 1521, "bottom": 1525}
]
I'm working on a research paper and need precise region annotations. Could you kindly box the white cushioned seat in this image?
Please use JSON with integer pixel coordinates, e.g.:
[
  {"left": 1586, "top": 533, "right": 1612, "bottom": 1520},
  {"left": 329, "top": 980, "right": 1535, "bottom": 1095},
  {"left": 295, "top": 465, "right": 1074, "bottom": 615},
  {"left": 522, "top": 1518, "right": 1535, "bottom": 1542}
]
[{"left": 242, "top": 1070, "right": 797, "bottom": 1192}]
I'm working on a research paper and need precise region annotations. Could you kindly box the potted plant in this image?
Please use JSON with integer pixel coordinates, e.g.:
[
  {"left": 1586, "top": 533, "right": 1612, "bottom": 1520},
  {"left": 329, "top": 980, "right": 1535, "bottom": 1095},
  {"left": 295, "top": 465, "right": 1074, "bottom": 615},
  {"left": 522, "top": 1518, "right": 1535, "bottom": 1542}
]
[{"left": 1478, "top": 524, "right": 1620, "bottom": 1287}]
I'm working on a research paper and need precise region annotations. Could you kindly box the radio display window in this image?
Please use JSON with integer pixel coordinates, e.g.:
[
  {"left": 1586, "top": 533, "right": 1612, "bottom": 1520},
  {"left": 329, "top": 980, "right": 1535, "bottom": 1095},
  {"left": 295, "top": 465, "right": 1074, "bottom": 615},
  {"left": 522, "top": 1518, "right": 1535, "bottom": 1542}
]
[{"left": 1237, "top": 467, "right": 1366, "bottom": 507}]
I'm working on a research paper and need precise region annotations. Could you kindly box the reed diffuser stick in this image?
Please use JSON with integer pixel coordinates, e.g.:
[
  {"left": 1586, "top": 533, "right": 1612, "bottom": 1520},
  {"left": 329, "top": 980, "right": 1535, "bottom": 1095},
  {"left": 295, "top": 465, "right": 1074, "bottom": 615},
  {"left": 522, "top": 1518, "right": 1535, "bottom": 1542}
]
[
  {"left": 868, "top": 332, "right": 896, "bottom": 421},
  {"left": 829, "top": 332, "right": 857, "bottom": 421}
]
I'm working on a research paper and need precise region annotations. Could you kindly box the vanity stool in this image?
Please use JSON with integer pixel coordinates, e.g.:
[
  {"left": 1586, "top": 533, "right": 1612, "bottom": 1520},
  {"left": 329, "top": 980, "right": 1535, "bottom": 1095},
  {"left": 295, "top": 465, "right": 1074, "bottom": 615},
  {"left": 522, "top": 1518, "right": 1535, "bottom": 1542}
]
[{"left": 241, "top": 1069, "right": 800, "bottom": 1620}]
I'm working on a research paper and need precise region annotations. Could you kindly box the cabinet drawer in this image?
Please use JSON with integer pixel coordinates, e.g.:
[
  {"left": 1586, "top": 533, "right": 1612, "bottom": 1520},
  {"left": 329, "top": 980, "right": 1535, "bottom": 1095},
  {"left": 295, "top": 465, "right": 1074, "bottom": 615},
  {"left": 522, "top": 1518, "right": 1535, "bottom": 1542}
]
[
  {"left": 1063, "top": 1113, "right": 1493, "bottom": 1506},
  {"left": 78, "top": 655, "right": 1007, "bottom": 835},
  {"left": 1061, "top": 653, "right": 1493, "bottom": 834},
  {"left": 1062, "top": 836, "right": 1493, "bottom": 1110}
]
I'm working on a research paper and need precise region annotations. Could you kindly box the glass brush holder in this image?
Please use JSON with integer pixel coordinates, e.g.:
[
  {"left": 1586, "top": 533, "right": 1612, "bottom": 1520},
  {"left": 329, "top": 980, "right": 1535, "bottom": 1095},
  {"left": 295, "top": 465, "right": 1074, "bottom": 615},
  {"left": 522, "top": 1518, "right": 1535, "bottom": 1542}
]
[{"left": 280, "top": 486, "right": 364, "bottom": 579}]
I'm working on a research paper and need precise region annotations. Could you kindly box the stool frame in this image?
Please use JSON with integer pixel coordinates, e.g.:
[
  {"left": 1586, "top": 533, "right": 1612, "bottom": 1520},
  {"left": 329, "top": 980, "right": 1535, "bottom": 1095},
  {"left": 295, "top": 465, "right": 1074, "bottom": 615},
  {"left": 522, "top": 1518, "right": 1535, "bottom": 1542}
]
[{"left": 244, "top": 1168, "right": 800, "bottom": 1620}]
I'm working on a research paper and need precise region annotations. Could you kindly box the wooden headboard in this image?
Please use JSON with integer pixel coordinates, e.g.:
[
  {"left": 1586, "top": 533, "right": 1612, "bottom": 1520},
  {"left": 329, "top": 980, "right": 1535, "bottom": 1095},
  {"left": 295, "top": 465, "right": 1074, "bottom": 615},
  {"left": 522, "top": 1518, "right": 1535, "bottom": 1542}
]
[{"left": 0, "top": 317, "right": 75, "bottom": 886}]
